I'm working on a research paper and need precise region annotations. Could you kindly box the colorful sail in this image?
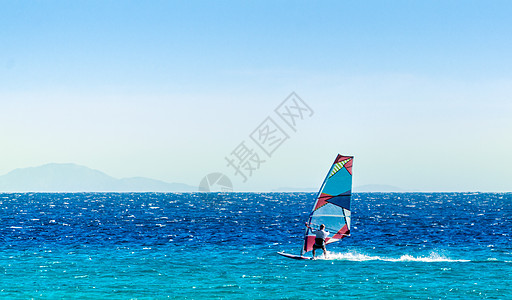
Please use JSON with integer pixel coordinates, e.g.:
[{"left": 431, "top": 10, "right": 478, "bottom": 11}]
[{"left": 303, "top": 154, "right": 353, "bottom": 253}]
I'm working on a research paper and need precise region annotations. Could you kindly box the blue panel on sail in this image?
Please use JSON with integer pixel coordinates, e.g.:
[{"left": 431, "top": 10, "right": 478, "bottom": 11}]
[
  {"left": 322, "top": 168, "right": 352, "bottom": 196},
  {"left": 326, "top": 194, "right": 351, "bottom": 210}
]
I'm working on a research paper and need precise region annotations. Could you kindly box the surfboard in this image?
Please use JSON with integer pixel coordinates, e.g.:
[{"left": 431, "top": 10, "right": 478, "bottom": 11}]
[{"left": 277, "top": 252, "right": 310, "bottom": 260}]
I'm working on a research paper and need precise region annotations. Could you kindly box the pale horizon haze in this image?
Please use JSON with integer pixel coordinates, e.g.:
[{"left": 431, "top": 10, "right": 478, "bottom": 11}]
[{"left": 1, "top": 1, "right": 511, "bottom": 191}]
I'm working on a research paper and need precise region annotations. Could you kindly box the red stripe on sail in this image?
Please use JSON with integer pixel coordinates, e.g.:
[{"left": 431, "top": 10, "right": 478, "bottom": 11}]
[
  {"left": 334, "top": 155, "right": 354, "bottom": 175},
  {"left": 344, "top": 158, "right": 353, "bottom": 175},
  {"left": 314, "top": 193, "right": 332, "bottom": 210},
  {"left": 335, "top": 155, "right": 352, "bottom": 163},
  {"left": 304, "top": 235, "right": 316, "bottom": 252},
  {"left": 331, "top": 224, "right": 350, "bottom": 240}
]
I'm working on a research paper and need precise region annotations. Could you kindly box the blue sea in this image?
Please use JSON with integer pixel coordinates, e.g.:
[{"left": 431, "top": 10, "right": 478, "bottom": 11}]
[{"left": 1, "top": 192, "right": 511, "bottom": 299}]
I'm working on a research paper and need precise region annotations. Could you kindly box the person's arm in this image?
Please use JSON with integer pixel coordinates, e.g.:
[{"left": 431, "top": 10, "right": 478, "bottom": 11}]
[{"left": 305, "top": 223, "right": 317, "bottom": 233}]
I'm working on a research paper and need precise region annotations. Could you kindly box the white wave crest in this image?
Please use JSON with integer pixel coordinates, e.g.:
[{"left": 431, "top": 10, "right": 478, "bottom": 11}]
[{"left": 317, "top": 251, "right": 470, "bottom": 262}]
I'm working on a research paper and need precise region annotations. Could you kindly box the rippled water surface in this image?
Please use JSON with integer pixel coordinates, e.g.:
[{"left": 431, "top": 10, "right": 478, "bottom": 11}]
[{"left": 1, "top": 192, "right": 511, "bottom": 298}]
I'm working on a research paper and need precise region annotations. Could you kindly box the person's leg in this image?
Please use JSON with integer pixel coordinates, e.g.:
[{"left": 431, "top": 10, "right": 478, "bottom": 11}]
[{"left": 322, "top": 246, "right": 327, "bottom": 257}]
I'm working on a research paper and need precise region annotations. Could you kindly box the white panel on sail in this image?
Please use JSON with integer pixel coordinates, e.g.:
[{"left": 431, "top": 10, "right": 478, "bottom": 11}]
[{"left": 343, "top": 208, "right": 351, "bottom": 230}]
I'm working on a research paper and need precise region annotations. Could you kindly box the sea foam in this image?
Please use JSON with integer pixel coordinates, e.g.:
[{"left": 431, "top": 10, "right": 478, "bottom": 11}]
[{"left": 320, "top": 251, "right": 470, "bottom": 262}]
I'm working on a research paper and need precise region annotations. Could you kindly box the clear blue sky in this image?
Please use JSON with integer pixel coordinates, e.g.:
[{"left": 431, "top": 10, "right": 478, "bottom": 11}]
[{"left": 1, "top": 1, "right": 511, "bottom": 191}]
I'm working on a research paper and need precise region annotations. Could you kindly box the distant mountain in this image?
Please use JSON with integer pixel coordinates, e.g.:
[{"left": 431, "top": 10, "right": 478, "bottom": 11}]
[
  {"left": 354, "top": 184, "right": 406, "bottom": 192},
  {"left": 0, "top": 163, "right": 196, "bottom": 192}
]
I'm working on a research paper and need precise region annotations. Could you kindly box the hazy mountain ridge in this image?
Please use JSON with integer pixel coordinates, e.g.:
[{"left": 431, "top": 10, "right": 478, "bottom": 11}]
[
  {"left": 0, "top": 163, "right": 196, "bottom": 192},
  {"left": 0, "top": 163, "right": 405, "bottom": 192}
]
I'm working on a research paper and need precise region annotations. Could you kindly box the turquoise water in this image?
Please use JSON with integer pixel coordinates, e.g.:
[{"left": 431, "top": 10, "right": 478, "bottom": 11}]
[{"left": 1, "top": 193, "right": 511, "bottom": 298}]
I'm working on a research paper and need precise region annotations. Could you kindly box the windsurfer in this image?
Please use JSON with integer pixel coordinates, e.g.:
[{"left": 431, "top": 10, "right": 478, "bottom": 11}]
[{"left": 305, "top": 223, "right": 329, "bottom": 259}]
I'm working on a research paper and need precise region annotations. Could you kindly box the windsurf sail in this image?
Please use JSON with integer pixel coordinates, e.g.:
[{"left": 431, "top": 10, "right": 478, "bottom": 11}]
[{"left": 302, "top": 154, "right": 353, "bottom": 254}]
